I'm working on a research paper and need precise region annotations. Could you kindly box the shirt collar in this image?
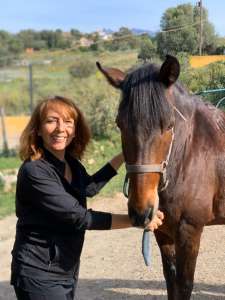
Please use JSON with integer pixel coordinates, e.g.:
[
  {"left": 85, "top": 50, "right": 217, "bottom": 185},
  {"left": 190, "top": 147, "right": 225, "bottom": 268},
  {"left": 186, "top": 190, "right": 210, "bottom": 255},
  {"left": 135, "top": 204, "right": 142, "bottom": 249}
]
[{"left": 42, "top": 147, "right": 66, "bottom": 176}]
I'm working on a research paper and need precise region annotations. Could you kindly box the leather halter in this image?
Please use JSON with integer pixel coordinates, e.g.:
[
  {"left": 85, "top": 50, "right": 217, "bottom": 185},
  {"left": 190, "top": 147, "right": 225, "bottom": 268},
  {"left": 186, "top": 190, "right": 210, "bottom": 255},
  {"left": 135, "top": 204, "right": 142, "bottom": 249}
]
[
  {"left": 123, "top": 127, "right": 175, "bottom": 198},
  {"left": 122, "top": 104, "right": 187, "bottom": 199}
]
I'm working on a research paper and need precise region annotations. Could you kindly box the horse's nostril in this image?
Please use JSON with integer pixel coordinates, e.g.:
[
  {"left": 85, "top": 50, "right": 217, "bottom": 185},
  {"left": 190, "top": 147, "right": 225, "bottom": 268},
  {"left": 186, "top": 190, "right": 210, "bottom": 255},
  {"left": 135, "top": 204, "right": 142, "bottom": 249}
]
[
  {"left": 128, "top": 207, "right": 138, "bottom": 219},
  {"left": 128, "top": 207, "right": 149, "bottom": 227}
]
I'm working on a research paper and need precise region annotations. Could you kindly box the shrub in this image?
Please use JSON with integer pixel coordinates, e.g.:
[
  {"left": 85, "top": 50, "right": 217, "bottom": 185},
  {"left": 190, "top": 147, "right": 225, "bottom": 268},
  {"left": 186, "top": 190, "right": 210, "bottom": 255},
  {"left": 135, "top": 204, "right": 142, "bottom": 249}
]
[
  {"left": 69, "top": 60, "right": 95, "bottom": 78},
  {"left": 138, "top": 39, "right": 157, "bottom": 62},
  {"left": 87, "top": 93, "right": 119, "bottom": 138}
]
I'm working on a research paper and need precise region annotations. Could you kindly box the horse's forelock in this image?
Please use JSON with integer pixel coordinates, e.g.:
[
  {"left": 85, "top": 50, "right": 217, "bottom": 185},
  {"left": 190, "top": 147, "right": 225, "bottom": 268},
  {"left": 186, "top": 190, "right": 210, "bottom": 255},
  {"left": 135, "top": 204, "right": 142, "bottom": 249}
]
[{"left": 118, "top": 63, "right": 174, "bottom": 138}]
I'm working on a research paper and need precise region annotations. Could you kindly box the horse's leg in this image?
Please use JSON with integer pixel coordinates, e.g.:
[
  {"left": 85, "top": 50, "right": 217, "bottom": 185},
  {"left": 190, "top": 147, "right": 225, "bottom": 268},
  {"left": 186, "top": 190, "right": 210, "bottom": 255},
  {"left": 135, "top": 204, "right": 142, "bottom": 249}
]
[
  {"left": 175, "top": 222, "right": 203, "bottom": 300},
  {"left": 154, "top": 230, "right": 176, "bottom": 300}
]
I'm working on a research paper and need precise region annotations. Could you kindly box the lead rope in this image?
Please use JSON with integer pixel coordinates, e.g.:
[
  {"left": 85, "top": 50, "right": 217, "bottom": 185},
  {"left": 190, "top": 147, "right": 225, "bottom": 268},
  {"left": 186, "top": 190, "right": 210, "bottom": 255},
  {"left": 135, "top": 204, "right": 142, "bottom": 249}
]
[{"left": 123, "top": 173, "right": 129, "bottom": 198}]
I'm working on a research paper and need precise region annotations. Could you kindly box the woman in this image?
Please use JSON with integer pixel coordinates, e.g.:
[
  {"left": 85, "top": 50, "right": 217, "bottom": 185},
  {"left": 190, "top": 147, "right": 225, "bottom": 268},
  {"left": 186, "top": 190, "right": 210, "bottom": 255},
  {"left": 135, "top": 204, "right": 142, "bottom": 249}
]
[{"left": 11, "top": 96, "right": 164, "bottom": 300}]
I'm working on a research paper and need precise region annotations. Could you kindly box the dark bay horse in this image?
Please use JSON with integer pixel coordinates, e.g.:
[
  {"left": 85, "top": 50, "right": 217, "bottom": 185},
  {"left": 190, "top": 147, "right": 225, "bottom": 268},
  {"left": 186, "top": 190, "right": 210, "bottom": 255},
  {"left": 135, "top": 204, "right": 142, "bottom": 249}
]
[{"left": 97, "top": 55, "right": 225, "bottom": 300}]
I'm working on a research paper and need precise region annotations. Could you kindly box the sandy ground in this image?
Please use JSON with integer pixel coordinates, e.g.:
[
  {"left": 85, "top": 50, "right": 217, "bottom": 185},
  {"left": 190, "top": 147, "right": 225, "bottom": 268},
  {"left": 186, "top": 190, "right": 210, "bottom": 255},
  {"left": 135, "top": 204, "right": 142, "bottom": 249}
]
[{"left": 0, "top": 193, "right": 224, "bottom": 300}]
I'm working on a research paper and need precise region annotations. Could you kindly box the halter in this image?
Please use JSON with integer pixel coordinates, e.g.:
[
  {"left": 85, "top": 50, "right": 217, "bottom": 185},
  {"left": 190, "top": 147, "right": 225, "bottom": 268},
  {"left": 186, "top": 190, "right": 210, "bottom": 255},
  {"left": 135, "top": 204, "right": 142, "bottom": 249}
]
[
  {"left": 123, "top": 103, "right": 187, "bottom": 193},
  {"left": 123, "top": 127, "right": 175, "bottom": 199}
]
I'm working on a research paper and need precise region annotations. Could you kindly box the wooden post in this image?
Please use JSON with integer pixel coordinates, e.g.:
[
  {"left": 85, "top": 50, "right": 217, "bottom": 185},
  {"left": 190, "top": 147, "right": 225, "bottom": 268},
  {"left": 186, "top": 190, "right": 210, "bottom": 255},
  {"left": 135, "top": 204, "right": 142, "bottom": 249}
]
[
  {"left": 28, "top": 63, "right": 33, "bottom": 114},
  {"left": 199, "top": 0, "right": 203, "bottom": 55},
  {"left": 0, "top": 106, "right": 9, "bottom": 155}
]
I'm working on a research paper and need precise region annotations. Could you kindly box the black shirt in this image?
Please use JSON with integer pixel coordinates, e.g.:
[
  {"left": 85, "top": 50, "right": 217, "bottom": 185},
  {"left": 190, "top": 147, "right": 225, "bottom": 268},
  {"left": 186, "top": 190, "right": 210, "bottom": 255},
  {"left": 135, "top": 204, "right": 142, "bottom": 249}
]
[{"left": 11, "top": 148, "right": 117, "bottom": 281}]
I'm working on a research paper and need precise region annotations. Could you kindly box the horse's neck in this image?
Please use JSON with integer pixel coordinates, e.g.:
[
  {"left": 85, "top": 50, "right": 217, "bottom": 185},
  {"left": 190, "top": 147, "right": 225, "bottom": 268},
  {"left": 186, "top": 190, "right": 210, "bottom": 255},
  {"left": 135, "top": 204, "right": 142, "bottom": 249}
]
[
  {"left": 171, "top": 90, "right": 225, "bottom": 172},
  {"left": 168, "top": 91, "right": 196, "bottom": 173},
  {"left": 172, "top": 86, "right": 195, "bottom": 123}
]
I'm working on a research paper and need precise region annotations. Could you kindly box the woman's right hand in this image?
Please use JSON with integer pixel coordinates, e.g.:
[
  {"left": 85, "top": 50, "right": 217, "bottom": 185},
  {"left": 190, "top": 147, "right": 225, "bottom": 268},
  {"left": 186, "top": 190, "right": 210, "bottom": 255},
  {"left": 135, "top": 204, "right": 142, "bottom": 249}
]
[{"left": 145, "top": 210, "right": 164, "bottom": 232}]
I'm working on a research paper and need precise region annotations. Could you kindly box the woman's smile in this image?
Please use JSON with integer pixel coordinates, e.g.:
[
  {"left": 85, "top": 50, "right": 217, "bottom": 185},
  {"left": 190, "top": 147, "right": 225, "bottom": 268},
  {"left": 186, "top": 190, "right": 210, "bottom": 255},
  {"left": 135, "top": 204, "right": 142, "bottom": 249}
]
[{"left": 39, "top": 109, "right": 75, "bottom": 160}]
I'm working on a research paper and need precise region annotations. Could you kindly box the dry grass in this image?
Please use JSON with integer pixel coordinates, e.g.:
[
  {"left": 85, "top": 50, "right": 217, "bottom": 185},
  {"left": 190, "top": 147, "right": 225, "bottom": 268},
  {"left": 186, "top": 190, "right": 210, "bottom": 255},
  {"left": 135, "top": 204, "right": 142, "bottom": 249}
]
[{"left": 190, "top": 55, "right": 225, "bottom": 68}]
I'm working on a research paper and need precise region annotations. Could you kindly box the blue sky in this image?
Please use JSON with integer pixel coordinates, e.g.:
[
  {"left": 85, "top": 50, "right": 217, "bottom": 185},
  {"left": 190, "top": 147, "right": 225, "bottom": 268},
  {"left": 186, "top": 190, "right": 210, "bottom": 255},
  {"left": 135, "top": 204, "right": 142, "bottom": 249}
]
[{"left": 0, "top": 0, "right": 225, "bottom": 36}]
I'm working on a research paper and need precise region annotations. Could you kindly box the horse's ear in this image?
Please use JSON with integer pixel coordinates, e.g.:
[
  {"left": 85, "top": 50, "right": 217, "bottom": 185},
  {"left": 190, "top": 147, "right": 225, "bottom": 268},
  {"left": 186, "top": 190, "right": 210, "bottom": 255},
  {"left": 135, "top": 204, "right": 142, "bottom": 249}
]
[
  {"left": 159, "top": 55, "right": 180, "bottom": 87},
  {"left": 96, "top": 62, "right": 125, "bottom": 89}
]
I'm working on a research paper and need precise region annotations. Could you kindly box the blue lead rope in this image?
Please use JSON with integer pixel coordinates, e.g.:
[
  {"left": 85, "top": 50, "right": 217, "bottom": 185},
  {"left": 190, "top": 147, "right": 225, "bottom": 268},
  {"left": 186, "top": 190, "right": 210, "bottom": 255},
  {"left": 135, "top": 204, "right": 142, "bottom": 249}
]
[
  {"left": 123, "top": 174, "right": 152, "bottom": 267},
  {"left": 142, "top": 229, "right": 152, "bottom": 266}
]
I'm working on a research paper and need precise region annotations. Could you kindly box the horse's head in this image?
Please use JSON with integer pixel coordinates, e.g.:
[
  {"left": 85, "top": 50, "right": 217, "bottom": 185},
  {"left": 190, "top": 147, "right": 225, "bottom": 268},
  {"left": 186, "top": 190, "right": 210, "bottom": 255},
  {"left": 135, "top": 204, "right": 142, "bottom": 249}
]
[{"left": 97, "top": 55, "right": 180, "bottom": 227}]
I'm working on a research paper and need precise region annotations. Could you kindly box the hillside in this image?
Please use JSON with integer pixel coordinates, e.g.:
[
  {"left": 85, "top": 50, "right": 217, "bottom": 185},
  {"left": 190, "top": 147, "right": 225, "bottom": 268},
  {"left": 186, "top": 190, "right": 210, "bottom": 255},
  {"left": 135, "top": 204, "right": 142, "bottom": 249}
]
[{"left": 0, "top": 49, "right": 138, "bottom": 115}]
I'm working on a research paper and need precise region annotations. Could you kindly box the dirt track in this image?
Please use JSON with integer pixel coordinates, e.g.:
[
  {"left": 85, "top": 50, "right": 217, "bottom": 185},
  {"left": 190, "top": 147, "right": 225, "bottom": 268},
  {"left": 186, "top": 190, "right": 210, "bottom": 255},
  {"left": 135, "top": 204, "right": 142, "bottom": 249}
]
[{"left": 0, "top": 193, "right": 224, "bottom": 300}]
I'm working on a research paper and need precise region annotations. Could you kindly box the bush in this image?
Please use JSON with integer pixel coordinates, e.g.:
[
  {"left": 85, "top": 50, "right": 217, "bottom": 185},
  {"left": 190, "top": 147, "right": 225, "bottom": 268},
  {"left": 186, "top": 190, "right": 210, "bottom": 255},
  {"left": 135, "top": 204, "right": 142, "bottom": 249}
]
[
  {"left": 179, "top": 60, "right": 225, "bottom": 107},
  {"left": 138, "top": 39, "right": 157, "bottom": 62},
  {"left": 87, "top": 93, "right": 119, "bottom": 138},
  {"left": 69, "top": 60, "right": 95, "bottom": 78}
]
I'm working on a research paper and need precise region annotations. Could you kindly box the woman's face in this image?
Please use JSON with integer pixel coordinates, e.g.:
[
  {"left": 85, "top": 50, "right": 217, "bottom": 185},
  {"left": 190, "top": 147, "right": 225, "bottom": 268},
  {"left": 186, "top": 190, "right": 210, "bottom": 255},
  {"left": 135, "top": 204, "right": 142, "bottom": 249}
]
[{"left": 39, "top": 109, "right": 75, "bottom": 159}]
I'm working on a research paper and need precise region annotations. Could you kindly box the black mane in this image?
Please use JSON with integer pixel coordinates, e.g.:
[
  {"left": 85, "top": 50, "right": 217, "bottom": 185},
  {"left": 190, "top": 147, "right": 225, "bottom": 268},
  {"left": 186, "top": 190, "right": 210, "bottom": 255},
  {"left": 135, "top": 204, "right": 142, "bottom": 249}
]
[{"left": 118, "top": 63, "right": 174, "bottom": 137}]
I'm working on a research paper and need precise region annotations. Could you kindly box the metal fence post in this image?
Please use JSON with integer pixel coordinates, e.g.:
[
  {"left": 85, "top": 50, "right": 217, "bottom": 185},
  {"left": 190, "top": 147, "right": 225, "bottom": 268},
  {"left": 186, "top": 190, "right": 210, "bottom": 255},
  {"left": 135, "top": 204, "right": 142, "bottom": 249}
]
[{"left": 0, "top": 106, "right": 9, "bottom": 155}]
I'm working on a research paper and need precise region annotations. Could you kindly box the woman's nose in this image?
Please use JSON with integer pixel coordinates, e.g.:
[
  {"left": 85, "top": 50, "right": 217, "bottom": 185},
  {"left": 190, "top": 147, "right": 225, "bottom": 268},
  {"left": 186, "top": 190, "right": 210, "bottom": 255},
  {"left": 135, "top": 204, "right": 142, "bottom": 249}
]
[{"left": 56, "top": 119, "right": 66, "bottom": 131}]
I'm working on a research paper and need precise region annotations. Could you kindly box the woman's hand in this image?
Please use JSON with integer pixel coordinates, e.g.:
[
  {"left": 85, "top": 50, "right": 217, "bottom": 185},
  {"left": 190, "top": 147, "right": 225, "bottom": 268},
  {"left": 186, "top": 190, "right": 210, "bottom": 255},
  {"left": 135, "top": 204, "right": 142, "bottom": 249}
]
[
  {"left": 109, "top": 152, "right": 124, "bottom": 171},
  {"left": 110, "top": 210, "right": 164, "bottom": 231},
  {"left": 145, "top": 210, "right": 164, "bottom": 232}
]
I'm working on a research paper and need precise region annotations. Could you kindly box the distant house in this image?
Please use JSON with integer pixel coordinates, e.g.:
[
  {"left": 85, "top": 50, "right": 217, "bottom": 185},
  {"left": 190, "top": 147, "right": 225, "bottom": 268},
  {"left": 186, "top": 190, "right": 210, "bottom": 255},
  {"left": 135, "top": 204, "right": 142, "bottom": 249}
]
[
  {"left": 25, "top": 48, "right": 34, "bottom": 54},
  {"left": 97, "top": 29, "right": 112, "bottom": 41},
  {"left": 79, "top": 37, "right": 94, "bottom": 47}
]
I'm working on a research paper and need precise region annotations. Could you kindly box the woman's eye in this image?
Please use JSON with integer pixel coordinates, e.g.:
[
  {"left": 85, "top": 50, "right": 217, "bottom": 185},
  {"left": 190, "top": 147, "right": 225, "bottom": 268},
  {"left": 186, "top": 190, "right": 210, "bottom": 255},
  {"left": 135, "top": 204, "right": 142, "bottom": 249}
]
[
  {"left": 65, "top": 120, "right": 74, "bottom": 126},
  {"left": 46, "top": 119, "right": 56, "bottom": 123}
]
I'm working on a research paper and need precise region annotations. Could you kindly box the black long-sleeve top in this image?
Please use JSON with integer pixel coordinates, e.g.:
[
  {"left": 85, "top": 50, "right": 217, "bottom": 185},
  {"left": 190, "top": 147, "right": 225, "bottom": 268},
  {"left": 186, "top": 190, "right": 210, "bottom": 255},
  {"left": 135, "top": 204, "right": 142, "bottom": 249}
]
[{"left": 11, "top": 148, "right": 117, "bottom": 280}]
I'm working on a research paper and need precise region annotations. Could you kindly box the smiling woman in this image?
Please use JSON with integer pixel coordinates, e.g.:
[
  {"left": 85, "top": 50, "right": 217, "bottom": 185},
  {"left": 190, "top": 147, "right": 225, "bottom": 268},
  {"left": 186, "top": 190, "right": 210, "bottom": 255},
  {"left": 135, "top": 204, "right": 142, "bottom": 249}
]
[{"left": 10, "top": 95, "right": 165, "bottom": 300}]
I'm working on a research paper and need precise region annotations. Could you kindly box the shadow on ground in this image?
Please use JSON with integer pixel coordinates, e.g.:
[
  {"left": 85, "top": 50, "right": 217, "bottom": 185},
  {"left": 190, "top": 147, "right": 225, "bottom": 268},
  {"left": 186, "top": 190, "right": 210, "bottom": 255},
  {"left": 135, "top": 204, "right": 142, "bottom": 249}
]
[{"left": 0, "top": 279, "right": 224, "bottom": 300}]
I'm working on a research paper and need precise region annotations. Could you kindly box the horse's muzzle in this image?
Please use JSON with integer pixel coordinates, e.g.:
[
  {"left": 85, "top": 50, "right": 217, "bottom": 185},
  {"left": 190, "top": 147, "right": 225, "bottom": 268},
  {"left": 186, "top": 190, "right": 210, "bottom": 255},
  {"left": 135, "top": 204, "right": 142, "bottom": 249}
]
[{"left": 128, "top": 206, "right": 153, "bottom": 228}]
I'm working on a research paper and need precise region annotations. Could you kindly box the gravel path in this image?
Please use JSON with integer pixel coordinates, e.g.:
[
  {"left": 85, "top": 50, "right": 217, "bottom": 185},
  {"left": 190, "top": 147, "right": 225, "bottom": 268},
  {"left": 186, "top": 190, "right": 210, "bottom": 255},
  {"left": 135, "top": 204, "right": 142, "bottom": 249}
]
[{"left": 0, "top": 193, "right": 224, "bottom": 300}]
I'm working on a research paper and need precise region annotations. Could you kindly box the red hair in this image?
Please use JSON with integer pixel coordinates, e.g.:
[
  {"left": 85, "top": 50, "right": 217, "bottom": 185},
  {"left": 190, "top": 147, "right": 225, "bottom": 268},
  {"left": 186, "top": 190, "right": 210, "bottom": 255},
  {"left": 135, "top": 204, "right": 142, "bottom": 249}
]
[{"left": 19, "top": 96, "right": 91, "bottom": 161}]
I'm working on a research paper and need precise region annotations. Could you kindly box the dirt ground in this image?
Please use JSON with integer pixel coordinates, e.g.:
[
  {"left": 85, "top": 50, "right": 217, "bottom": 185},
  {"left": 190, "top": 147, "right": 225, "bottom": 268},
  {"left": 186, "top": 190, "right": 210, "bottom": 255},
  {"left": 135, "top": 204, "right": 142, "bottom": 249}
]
[{"left": 0, "top": 193, "right": 224, "bottom": 300}]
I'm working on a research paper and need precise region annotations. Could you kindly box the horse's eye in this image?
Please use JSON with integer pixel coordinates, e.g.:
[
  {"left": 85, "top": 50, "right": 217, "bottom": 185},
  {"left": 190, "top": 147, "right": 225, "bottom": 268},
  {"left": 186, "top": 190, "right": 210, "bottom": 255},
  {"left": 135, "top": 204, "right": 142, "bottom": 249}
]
[{"left": 167, "top": 123, "right": 174, "bottom": 130}]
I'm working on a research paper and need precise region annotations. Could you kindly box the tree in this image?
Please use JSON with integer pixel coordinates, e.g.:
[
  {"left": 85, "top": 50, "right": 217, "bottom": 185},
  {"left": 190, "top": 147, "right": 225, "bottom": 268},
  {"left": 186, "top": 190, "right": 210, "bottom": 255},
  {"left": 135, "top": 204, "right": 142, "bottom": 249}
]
[
  {"left": 70, "top": 29, "right": 82, "bottom": 40},
  {"left": 0, "top": 31, "right": 22, "bottom": 66},
  {"left": 105, "top": 27, "right": 139, "bottom": 51},
  {"left": 17, "top": 30, "right": 38, "bottom": 49},
  {"left": 138, "top": 38, "right": 157, "bottom": 62},
  {"left": 8, "top": 37, "right": 24, "bottom": 54},
  {"left": 215, "top": 37, "right": 225, "bottom": 54},
  {"left": 156, "top": 3, "right": 217, "bottom": 57},
  {"left": 193, "top": 5, "right": 217, "bottom": 54}
]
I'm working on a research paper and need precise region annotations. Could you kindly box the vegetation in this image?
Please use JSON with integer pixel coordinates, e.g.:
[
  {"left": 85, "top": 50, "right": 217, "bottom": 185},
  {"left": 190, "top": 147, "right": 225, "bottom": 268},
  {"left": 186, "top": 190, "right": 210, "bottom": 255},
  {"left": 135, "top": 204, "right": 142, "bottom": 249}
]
[
  {"left": 156, "top": 4, "right": 217, "bottom": 57},
  {"left": 69, "top": 59, "right": 96, "bottom": 78},
  {"left": 0, "top": 3, "right": 224, "bottom": 68},
  {"left": 1, "top": 2, "right": 225, "bottom": 218},
  {"left": 138, "top": 38, "right": 157, "bottom": 62},
  {"left": 0, "top": 188, "right": 15, "bottom": 219},
  {"left": 0, "top": 156, "right": 20, "bottom": 169},
  {"left": 0, "top": 49, "right": 137, "bottom": 138}
]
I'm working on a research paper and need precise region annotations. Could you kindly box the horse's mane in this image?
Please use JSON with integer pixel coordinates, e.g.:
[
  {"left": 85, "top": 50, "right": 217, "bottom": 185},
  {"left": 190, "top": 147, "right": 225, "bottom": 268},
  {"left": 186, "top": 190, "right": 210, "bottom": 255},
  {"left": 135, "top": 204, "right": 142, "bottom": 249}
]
[
  {"left": 118, "top": 62, "right": 225, "bottom": 138},
  {"left": 119, "top": 63, "right": 174, "bottom": 137},
  {"left": 173, "top": 83, "right": 225, "bottom": 134}
]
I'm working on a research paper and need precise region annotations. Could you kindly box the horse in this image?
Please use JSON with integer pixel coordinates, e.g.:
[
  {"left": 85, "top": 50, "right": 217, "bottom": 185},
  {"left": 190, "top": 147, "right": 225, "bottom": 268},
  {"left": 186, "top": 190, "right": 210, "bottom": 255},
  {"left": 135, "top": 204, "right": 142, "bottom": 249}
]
[{"left": 97, "top": 55, "right": 225, "bottom": 300}]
